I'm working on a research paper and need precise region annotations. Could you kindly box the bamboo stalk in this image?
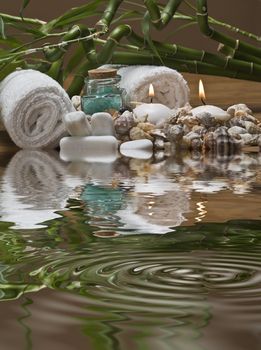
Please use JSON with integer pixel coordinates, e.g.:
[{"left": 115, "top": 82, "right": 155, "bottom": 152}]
[
  {"left": 68, "top": 24, "right": 132, "bottom": 96},
  {"left": 96, "top": 0, "right": 123, "bottom": 30},
  {"left": 178, "top": 1, "right": 260, "bottom": 42},
  {"left": 144, "top": 0, "right": 183, "bottom": 28},
  {"left": 44, "top": 25, "right": 92, "bottom": 62},
  {"left": 196, "top": 0, "right": 261, "bottom": 58},
  {"left": 98, "top": 0, "right": 184, "bottom": 31},
  {"left": 128, "top": 31, "right": 261, "bottom": 77},
  {"left": 218, "top": 44, "right": 261, "bottom": 66},
  {"left": 1, "top": 0, "right": 261, "bottom": 92},
  {"left": 67, "top": 61, "right": 97, "bottom": 97},
  {"left": 67, "top": 45, "right": 261, "bottom": 98},
  {"left": 24, "top": 61, "right": 51, "bottom": 72},
  {"left": 111, "top": 51, "right": 261, "bottom": 82},
  {"left": 97, "top": 24, "right": 132, "bottom": 63},
  {"left": 209, "top": 17, "right": 261, "bottom": 42},
  {"left": 47, "top": 59, "right": 64, "bottom": 84}
]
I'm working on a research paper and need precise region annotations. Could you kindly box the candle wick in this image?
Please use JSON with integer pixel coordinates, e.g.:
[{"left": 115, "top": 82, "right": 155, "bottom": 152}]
[
  {"left": 201, "top": 98, "right": 206, "bottom": 105},
  {"left": 150, "top": 97, "right": 153, "bottom": 103}
]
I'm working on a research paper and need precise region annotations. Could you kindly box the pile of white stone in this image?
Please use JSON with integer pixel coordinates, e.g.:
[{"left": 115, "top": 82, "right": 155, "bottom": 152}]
[{"left": 60, "top": 111, "right": 154, "bottom": 161}]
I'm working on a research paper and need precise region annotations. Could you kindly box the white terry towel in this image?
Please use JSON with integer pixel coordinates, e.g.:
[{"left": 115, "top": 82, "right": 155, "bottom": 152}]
[
  {"left": 0, "top": 69, "right": 74, "bottom": 149},
  {"left": 117, "top": 65, "right": 190, "bottom": 108}
]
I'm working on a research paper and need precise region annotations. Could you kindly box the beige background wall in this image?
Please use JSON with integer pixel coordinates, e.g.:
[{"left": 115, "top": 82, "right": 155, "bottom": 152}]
[{"left": 2, "top": 0, "right": 260, "bottom": 52}]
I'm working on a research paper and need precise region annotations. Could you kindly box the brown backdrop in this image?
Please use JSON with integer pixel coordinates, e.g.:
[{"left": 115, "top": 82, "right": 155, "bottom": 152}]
[{"left": 2, "top": 0, "right": 260, "bottom": 52}]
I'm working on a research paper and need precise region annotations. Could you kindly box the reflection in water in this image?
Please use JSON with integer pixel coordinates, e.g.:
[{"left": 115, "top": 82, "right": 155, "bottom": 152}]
[
  {"left": 0, "top": 150, "right": 260, "bottom": 349},
  {"left": 17, "top": 297, "right": 33, "bottom": 350},
  {"left": 0, "top": 150, "right": 260, "bottom": 232},
  {"left": 0, "top": 150, "right": 71, "bottom": 229},
  {"left": 0, "top": 219, "right": 260, "bottom": 350}
]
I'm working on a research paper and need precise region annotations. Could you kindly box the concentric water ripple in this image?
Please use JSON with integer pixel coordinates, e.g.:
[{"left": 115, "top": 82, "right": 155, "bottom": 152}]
[
  {"left": 0, "top": 218, "right": 261, "bottom": 349},
  {"left": 28, "top": 238, "right": 261, "bottom": 318}
]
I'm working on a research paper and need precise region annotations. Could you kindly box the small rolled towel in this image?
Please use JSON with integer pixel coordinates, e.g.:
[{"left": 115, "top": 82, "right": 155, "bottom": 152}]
[
  {"left": 117, "top": 65, "right": 190, "bottom": 108},
  {"left": 0, "top": 69, "right": 74, "bottom": 149}
]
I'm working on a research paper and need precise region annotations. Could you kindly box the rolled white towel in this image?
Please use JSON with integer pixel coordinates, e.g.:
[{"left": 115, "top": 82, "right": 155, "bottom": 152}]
[
  {"left": 117, "top": 65, "right": 190, "bottom": 108},
  {"left": 0, "top": 69, "right": 74, "bottom": 149}
]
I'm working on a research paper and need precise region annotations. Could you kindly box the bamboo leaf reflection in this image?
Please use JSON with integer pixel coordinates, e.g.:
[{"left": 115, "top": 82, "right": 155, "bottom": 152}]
[{"left": 17, "top": 297, "right": 33, "bottom": 350}]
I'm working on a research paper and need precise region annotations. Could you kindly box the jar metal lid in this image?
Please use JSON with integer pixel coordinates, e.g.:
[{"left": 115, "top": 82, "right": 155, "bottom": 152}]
[{"left": 88, "top": 68, "right": 117, "bottom": 79}]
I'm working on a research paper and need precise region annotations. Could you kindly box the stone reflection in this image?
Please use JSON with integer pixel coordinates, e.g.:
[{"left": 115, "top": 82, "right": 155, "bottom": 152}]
[
  {"left": 167, "top": 152, "right": 260, "bottom": 195},
  {"left": 68, "top": 151, "right": 260, "bottom": 235}
]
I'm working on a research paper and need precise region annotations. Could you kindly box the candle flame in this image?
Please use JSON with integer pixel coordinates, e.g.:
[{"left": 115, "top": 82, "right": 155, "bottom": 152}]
[
  {"left": 149, "top": 84, "right": 154, "bottom": 98},
  {"left": 199, "top": 79, "right": 206, "bottom": 105}
]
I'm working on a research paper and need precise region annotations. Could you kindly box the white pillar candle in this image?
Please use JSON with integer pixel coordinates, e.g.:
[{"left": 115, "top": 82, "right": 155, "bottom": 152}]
[
  {"left": 193, "top": 80, "right": 231, "bottom": 122},
  {"left": 191, "top": 105, "right": 231, "bottom": 122},
  {"left": 134, "top": 103, "right": 172, "bottom": 126}
]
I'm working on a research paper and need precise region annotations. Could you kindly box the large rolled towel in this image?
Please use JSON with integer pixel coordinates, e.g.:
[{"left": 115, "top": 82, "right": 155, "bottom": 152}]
[
  {"left": 117, "top": 65, "right": 190, "bottom": 108},
  {"left": 0, "top": 69, "right": 74, "bottom": 149}
]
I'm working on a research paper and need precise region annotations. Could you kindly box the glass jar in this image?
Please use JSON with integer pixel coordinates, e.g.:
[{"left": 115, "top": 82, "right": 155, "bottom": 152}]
[{"left": 81, "top": 68, "right": 127, "bottom": 115}]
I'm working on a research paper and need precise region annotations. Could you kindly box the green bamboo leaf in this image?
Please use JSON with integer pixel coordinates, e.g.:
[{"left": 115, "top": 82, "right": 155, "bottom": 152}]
[
  {"left": 0, "top": 59, "right": 23, "bottom": 80},
  {"left": 142, "top": 12, "right": 164, "bottom": 65},
  {"left": 41, "top": 0, "right": 105, "bottom": 32},
  {"left": 0, "top": 16, "right": 6, "bottom": 39},
  {"left": 8, "top": 22, "right": 44, "bottom": 37},
  {"left": 165, "top": 21, "right": 197, "bottom": 41},
  {"left": 20, "top": 0, "right": 31, "bottom": 17},
  {"left": 0, "top": 51, "right": 17, "bottom": 60},
  {"left": 64, "top": 45, "right": 85, "bottom": 78},
  {"left": 0, "top": 36, "right": 22, "bottom": 48},
  {"left": 112, "top": 10, "right": 142, "bottom": 24}
]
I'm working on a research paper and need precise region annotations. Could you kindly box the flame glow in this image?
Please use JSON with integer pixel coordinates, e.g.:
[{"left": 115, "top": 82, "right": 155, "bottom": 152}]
[
  {"left": 199, "top": 79, "right": 206, "bottom": 103},
  {"left": 149, "top": 83, "right": 155, "bottom": 98}
]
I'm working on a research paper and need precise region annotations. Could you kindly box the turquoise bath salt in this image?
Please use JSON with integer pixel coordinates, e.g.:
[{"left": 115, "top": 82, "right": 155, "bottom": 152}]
[
  {"left": 81, "top": 94, "right": 123, "bottom": 115},
  {"left": 81, "top": 68, "right": 126, "bottom": 115}
]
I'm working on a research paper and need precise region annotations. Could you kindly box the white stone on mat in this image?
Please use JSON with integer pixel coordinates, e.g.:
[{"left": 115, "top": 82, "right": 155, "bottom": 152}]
[
  {"left": 71, "top": 95, "right": 82, "bottom": 111},
  {"left": 120, "top": 139, "right": 153, "bottom": 159},
  {"left": 63, "top": 111, "right": 92, "bottom": 136},
  {"left": 91, "top": 112, "right": 115, "bottom": 136},
  {"left": 60, "top": 136, "right": 118, "bottom": 163}
]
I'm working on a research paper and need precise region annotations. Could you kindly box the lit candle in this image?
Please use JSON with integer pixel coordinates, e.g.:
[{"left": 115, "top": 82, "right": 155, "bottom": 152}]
[
  {"left": 133, "top": 84, "right": 172, "bottom": 126},
  {"left": 191, "top": 80, "right": 231, "bottom": 122},
  {"left": 149, "top": 83, "right": 154, "bottom": 103}
]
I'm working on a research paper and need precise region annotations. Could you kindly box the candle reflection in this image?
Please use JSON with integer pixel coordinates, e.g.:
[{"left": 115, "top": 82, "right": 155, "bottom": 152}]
[{"left": 195, "top": 201, "right": 208, "bottom": 222}]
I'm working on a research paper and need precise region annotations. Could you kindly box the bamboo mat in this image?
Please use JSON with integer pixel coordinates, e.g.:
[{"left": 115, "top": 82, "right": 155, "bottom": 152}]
[{"left": 0, "top": 73, "right": 260, "bottom": 152}]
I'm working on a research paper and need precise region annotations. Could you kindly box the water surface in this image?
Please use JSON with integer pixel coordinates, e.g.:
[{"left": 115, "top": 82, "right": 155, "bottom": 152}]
[{"left": 0, "top": 150, "right": 260, "bottom": 350}]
